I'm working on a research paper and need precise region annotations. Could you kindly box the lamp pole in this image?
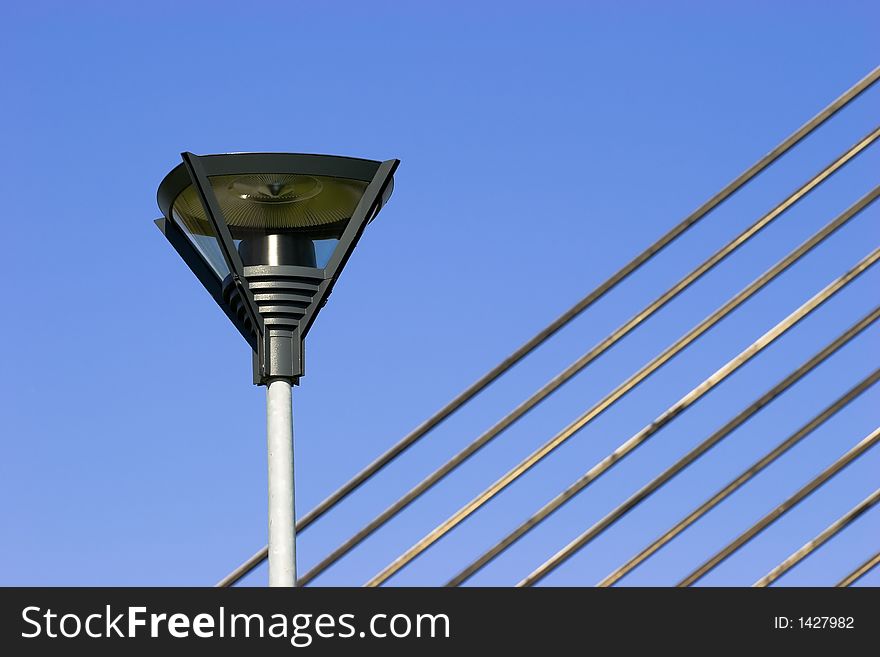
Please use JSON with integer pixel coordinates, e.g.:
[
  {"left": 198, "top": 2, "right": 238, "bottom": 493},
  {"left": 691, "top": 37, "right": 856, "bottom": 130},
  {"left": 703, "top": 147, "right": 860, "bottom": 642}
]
[
  {"left": 266, "top": 378, "right": 296, "bottom": 586},
  {"left": 155, "top": 153, "right": 398, "bottom": 587}
]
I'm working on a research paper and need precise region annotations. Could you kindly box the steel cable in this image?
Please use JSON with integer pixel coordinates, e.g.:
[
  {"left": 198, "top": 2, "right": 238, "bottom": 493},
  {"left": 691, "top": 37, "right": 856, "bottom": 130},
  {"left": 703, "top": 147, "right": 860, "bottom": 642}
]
[
  {"left": 754, "top": 486, "right": 880, "bottom": 587},
  {"left": 680, "top": 427, "right": 880, "bottom": 586},
  {"left": 297, "top": 131, "right": 879, "bottom": 585},
  {"left": 371, "top": 245, "right": 880, "bottom": 586},
  {"left": 598, "top": 367, "right": 880, "bottom": 587},
  {"left": 217, "top": 66, "right": 880, "bottom": 587},
  {"left": 836, "top": 550, "right": 880, "bottom": 587},
  {"left": 452, "top": 311, "right": 880, "bottom": 586}
]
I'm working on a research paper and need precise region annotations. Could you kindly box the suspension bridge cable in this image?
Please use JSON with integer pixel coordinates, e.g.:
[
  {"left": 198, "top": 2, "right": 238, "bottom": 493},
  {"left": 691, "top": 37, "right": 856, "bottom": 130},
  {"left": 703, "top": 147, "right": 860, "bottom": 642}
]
[
  {"left": 836, "top": 550, "right": 880, "bottom": 587},
  {"left": 679, "top": 426, "right": 880, "bottom": 586},
  {"left": 598, "top": 367, "right": 880, "bottom": 587},
  {"left": 451, "top": 309, "right": 880, "bottom": 586},
  {"left": 370, "top": 245, "right": 880, "bottom": 586},
  {"left": 754, "top": 486, "right": 880, "bottom": 587},
  {"left": 295, "top": 132, "right": 880, "bottom": 586},
  {"left": 516, "top": 316, "right": 880, "bottom": 587},
  {"left": 217, "top": 65, "right": 880, "bottom": 587}
]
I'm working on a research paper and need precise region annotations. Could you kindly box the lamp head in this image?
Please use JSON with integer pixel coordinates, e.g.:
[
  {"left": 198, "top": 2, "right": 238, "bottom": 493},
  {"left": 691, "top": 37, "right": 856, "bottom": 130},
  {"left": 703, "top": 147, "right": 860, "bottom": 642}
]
[{"left": 155, "top": 152, "right": 398, "bottom": 384}]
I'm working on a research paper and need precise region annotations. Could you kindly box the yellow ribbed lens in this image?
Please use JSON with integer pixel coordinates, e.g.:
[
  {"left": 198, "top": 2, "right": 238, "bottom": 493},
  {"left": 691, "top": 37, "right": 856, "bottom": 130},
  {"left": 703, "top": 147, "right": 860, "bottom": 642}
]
[{"left": 172, "top": 174, "right": 368, "bottom": 239}]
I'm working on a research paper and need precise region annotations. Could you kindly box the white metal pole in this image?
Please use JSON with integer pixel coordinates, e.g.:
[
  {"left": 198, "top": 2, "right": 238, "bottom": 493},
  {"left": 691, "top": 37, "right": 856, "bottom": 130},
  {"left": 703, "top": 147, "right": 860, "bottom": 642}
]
[{"left": 266, "top": 378, "right": 296, "bottom": 587}]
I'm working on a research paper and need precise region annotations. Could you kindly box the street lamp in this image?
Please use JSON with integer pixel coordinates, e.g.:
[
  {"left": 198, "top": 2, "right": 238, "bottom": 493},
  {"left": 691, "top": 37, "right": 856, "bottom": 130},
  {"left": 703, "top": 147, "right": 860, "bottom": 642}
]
[{"left": 155, "top": 152, "right": 399, "bottom": 586}]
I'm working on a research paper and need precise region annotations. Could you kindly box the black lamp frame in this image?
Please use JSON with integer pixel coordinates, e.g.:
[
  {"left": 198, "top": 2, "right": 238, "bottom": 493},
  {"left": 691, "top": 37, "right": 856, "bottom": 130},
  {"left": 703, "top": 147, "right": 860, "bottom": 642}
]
[{"left": 155, "top": 152, "right": 399, "bottom": 384}]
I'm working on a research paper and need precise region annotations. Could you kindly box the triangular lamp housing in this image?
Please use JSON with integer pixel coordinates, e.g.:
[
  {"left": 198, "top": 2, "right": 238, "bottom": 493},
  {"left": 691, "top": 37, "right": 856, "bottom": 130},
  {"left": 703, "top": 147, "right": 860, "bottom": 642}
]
[{"left": 156, "top": 152, "right": 398, "bottom": 384}]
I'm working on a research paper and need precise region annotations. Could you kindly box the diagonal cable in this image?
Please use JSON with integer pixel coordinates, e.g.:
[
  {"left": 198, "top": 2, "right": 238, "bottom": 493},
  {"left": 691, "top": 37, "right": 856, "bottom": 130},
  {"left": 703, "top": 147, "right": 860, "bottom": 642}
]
[
  {"left": 836, "top": 550, "right": 880, "bottom": 587},
  {"left": 365, "top": 190, "right": 880, "bottom": 585},
  {"left": 296, "top": 130, "right": 879, "bottom": 586},
  {"left": 680, "top": 427, "right": 880, "bottom": 586},
  {"left": 598, "top": 367, "right": 880, "bottom": 587},
  {"left": 754, "top": 486, "right": 880, "bottom": 587},
  {"left": 451, "top": 309, "right": 880, "bottom": 586},
  {"left": 516, "top": 310, "right": 880, "bottom": 587},
  {"left": 217, "top": 67, "right": 880, "bottom": 587}
]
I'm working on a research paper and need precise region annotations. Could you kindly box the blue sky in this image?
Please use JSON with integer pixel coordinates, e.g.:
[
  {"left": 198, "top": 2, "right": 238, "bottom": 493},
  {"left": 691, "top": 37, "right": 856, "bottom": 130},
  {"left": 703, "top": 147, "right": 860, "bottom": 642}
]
[{"left": 1, "top": 1, "right": 878, "bottom": 587}]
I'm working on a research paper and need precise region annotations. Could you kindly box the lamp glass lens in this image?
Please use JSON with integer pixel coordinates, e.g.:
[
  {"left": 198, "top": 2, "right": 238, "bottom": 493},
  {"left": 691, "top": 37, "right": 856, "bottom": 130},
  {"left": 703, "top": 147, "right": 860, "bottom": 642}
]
[
  {"left": 171, "top": 174, "right": 368, "bottom": 269},
  {"left": 170, "top": 205, "right": 231, "bottom": 278}
]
